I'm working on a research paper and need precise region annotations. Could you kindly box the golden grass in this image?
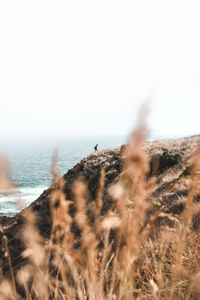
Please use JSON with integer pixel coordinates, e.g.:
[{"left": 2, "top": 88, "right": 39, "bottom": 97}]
[{"left": 1, "top": 116, "right": 200, "bottom": 299}]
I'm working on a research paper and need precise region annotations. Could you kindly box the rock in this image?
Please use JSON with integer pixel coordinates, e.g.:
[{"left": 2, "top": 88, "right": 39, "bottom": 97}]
[{"left": 1, "top": 135, "right": 200, "bottom": 276}]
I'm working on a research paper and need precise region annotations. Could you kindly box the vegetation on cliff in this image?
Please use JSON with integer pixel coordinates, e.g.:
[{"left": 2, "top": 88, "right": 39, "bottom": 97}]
[{"left": 1, "top": 124, "right": 200, "bottom": 299}]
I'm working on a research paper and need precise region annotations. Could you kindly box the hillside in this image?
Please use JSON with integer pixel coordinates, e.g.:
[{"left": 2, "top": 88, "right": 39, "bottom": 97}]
[{"left": 1, "top": 135, "right": 200, "bottom": 275}]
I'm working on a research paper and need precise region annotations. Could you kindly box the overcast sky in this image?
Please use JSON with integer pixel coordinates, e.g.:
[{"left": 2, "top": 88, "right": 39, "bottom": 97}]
[{"left": 0, "top": 0, "right": 200, "bottom": 138}]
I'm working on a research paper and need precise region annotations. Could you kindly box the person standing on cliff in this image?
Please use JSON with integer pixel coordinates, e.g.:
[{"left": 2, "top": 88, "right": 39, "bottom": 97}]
[{"left": 94, "top": 144, "right": 98, "bottom": 152}]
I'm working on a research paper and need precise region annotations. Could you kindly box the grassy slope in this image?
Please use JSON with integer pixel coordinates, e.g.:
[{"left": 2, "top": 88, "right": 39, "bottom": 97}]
[{"left": 1, "top": 135, "right": 200, "bottom": 299}]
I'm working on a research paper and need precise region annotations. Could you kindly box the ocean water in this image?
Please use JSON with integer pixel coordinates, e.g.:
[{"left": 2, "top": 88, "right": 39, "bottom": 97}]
[{"left": 0, "top": 136, "right": 126, "bottom": 215}]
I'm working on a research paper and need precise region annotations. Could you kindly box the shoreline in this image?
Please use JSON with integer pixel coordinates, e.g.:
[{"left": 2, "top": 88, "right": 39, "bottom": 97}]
[{"left": 1, "top": 134, "right": 200, "bottom": 222}]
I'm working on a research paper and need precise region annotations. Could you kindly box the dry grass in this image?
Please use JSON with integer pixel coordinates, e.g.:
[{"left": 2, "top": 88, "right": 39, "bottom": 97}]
[{"left": 1, "top": 117, "right": 200, "bottom": 299}]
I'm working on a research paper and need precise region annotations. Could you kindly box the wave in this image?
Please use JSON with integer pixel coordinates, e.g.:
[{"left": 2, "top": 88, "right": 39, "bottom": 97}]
[{"left": 0, "top": 186, "right": 47, "bottom": 215}]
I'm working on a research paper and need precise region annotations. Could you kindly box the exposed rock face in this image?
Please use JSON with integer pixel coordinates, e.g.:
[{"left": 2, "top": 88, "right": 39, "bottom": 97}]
[
  {"left": 1, "top": 149, "right": 123, "bottom": 274},
  {"left": 1, "top": 135, "right": 200, "bottom": 275}
]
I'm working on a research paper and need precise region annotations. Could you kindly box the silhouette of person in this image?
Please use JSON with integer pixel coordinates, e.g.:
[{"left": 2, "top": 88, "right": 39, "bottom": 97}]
[{"left": 94, "top": 144, "right": 98, "bottom": 152}]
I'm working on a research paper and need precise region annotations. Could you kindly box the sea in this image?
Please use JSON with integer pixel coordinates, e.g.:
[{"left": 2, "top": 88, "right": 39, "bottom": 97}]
[{"left": 0, "top": 136, "right": 126, "bottom": 215}]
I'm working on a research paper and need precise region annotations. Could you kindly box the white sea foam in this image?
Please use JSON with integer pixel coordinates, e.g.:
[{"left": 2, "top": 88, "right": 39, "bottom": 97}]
[{"left": 0, "top": 186, "right": 47, "bottom": 215}]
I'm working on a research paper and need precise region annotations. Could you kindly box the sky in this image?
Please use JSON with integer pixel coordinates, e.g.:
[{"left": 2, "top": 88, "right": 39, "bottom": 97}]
[{"left": 0, "top": 0, "right": 200, "bottom": 138}]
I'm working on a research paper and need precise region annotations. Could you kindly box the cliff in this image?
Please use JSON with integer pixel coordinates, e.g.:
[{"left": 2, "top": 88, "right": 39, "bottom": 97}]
[{"left": 1, "top": 135, "right": 200, "bottom": 275}]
